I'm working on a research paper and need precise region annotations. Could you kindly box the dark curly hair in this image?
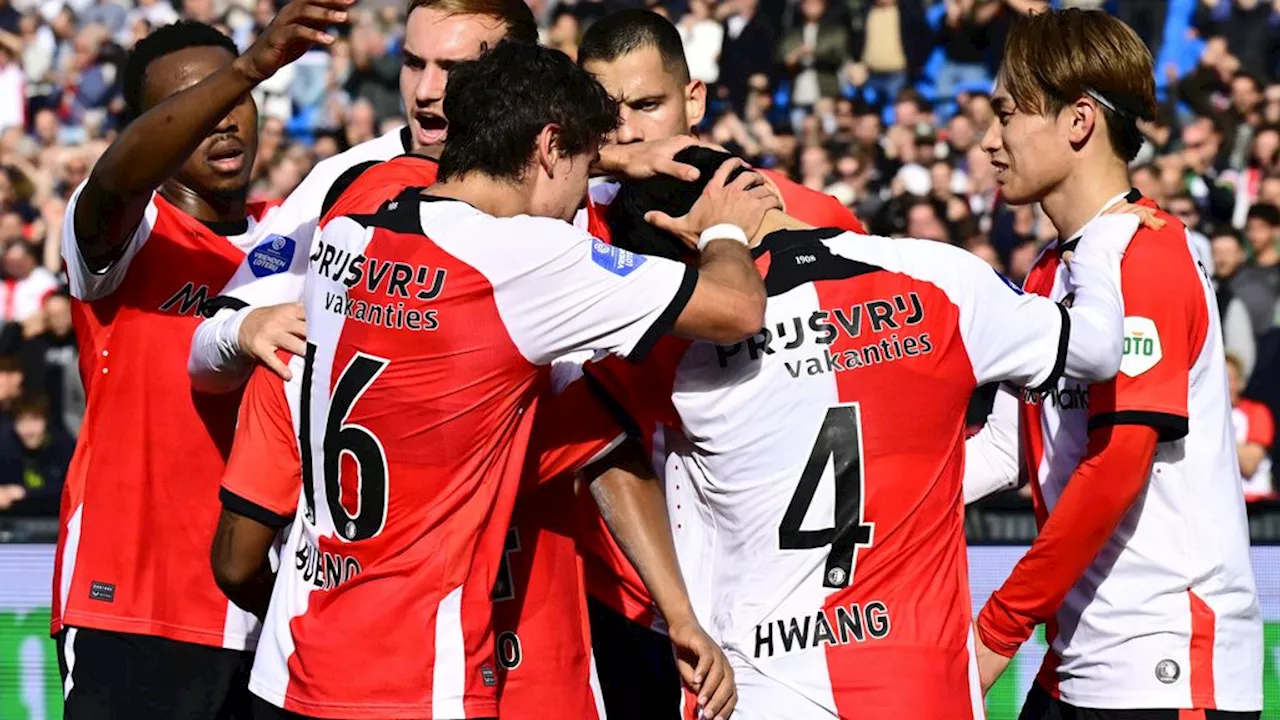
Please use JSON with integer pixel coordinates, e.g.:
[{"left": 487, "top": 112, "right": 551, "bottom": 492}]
[{"left": 122, "top": 21, "right": 238, "bottom": 122}]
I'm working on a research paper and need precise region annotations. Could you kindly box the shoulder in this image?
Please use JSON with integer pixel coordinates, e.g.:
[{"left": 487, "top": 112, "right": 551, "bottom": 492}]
[
  {"left": 1120, "top": 215, "right": 1201, "bottom": 299},
  {"left": 762, "top": 169, "right": 864, "bottom": 231}
]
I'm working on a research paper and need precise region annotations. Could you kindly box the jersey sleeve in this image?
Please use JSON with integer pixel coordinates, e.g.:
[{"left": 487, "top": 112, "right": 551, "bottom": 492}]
[
  {"left": 581, "top": 336, "right": 685, "bottom": 435},
  {"left": 1087, "top": 236, "right": 1206, "bottom": 442},
  {"left": 219, "top": 358, "right": 303, "bottom": 528},
  {"left": 526, "top": 371, "right": 629, "bottom": 484},
  {"left": 61, "top": 180, "right": 157, "bottom": 302},
  {"left": 912, "top": 240, "right": 1067, "bottom": 390},
  {"left": 490, "top": 217, "right": 696, "bottom": 366},
  {"left": 963, "top": 383, "right": 1022, "bottom": 504}
]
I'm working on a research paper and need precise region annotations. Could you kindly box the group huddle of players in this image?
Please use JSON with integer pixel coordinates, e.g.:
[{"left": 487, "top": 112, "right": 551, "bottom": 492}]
[{"left": 48, "top": 0, "right": 1265, "bottom": 719}]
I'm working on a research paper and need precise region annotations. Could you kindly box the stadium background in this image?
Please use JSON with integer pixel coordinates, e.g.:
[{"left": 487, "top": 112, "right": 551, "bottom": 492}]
[{"left": 2, "top": 0, "right": 1280, "bottom": 714}]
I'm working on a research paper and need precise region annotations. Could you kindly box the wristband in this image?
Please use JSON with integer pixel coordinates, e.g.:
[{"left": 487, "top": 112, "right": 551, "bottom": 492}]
[{"left": 697, "top": 224, "right": 749, "bottom": 251}]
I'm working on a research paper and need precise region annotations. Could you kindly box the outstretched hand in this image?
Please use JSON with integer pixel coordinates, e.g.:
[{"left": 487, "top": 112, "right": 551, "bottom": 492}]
[{"left": 234, "top": 0, "right": 354, "bottom": 83}]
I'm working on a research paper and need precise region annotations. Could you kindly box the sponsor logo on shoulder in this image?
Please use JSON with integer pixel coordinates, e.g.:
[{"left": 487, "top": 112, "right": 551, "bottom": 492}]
[
  {"left": 89, "top": 581, "right": 115, "bottom": 603},
  {"left": 591, "top": 239, "right": 646, "bottom": 277},
  {"left": 1120, "top": 316, "right": 1162, "bottom": 377},
  {"left": 248, "top": 234, "right": 296, "bottom": 278}
]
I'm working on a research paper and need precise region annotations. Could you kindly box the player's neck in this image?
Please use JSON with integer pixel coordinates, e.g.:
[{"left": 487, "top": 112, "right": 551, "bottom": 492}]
[
  {"left": 160, "top": 180, "right": 246, "bottom": 225},
  {"left": 751, "top": 209, "right": 813, "bottom": 246},
  {"left": 1039, "top": 155, "right": 1132, "bottom": 242},
  {"left": 428, "top": 174, "right": 532, "bottom": 218}
]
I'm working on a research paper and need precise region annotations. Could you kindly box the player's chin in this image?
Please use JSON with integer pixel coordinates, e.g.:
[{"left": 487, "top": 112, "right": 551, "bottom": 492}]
[{"left": 205, "top": 172, "right": 251, "bottom": 200}]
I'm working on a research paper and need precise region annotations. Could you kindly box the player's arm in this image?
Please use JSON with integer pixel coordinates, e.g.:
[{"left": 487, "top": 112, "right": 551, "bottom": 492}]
[
  {"left": 584, "top": 443, "right": 737, "bottom": 720},
  {"left": 975, "top": 424, "right": 1158, "bottom": 689},
  {"left": 950, "top": 213, "right": 1140, "bottom": 391},
  {"left": 72, "top": 0, "right": 349, "bottom": 270},
  {"left": 513, "top": 160, "right": 772, "bottom": 366},
  {"left": 211, "top": 361, "right": 302, "bottom": 619},
  {"left": 963, "top": 384, "right": 1021, "bottom": 504},
  {"left": 650, "top": 159, "right": 777, "bottom": 347},
  {"left": 189, "top": 158, "right": 382, "bottom": 392},
  {"left": 976, "top": 238, "right": 1195, "bottom": 690}
]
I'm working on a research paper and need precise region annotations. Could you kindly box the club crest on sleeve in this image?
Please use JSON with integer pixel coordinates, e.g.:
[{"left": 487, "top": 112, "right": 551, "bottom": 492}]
[
  {"left": 248, "top": 234, "right": 297, "bottom": 278},
  {"left": 591, "top": 239, "right": 646, "bottom": 277},
  {"left": 1120, "top": 316, "right": 1162, "bottom": 377}
]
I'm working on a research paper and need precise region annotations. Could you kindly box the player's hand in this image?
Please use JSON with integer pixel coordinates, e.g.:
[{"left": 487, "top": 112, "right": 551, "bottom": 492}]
[
  {"left": 975, "top": 630, "right": 1012, "bottom": 695},
  {"left": 597, "top": 136, "right": 728, "bottom": 182},
  {"left": 233, "top": 0, "right": 353, "bottom": 84},
  {"left": 238, "top": 303, "right": 307, "bottom": 380},
  {"left": 669, "top": 619, "right": 737, "bottom": 719},
  {"left": 645, "top": 158, "right": 783, "bottom": 249}
]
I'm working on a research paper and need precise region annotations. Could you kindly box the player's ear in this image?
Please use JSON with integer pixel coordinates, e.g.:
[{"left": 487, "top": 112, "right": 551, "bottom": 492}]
[
  {"left": 537, "top": 123, "right": 561, "bottom": 179},
  {"left": 686, "top": 79, "right": 707, "bottom": 129},
  {"left": 1067, "top": 96, "right": 1098, "bottom": 147}
]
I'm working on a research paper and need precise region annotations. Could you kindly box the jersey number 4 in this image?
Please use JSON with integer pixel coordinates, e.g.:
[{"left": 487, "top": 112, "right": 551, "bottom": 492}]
[
  {"left": 300, "top": 343, "right": 391, "bottom": 542},
  {"left": 779, "top": 404, "right": 875, "bottom": 589}
]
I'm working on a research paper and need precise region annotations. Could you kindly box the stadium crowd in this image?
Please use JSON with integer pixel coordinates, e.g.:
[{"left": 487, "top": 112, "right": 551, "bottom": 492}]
[{"left": 0, "top": 0, "right": 1276, "bottom": 513}]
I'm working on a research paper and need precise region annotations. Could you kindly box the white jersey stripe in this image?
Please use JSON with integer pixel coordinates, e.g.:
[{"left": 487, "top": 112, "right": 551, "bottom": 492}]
[
  {"left": 62, "top": 627, "right": 78, "bottom": 701},
  {"left": 58, "top": 505, "right": 82, "bottom": 619},
  {"left": 432, "top": 584, "right": 467, "bottom": 719},
  {"left": 588, "top": 648, "right": 607, "bottom": 720},
  {"left": 966, "top": 627, "right": 985, "bottom": 720}
]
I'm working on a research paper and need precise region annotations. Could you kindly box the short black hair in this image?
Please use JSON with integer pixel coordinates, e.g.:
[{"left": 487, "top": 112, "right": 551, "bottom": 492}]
[
  {"left": 1246, "top": 202, "right": 1280, "bottom": 227},
  {"left": 607, "top": 147, "right": 749, "bottom": 260},
  {"left": 438, "top": 42, "right": 619, "bottom": 183},
  {"left": 122, "top": 21, "right": 238, "bottom": 120},
  {"left": 578, "top": 9, "right": 690, "bottom": 85}
]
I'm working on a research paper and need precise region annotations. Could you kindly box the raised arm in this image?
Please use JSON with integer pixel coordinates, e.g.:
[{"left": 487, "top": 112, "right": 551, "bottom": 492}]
[{"left": 74, "top": 0, "right": 351, "bottom": 270}]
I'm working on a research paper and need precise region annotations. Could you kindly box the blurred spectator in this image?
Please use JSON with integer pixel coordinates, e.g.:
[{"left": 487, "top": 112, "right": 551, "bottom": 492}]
[
  {"left": 1228, "top": 352, "right": 1275, "bottom": 501},
  {"left": 19, "top": 290, "right": 82, "bottom": 437},
  {"left": 778, "top": 0, "right": 848, "bottom": 115},
  {"left": 1235, "top": 202, "right": 1280, "bottom": 334},
  {"left": 0, "top": 393, "right": 72, "bottom": 515},
  {"left": 1166, "top": 192, "right": 1215, "bottom": 274},
  {"left": 935, "top": 0, "right": 999, "bottom": 99},
  {"left": 0, "top": 354, "right": 24, "bottom": 416},
  {"left": 0, "top": 241, "right": 56, "bottom": 324},
  {"left": 1213, "top": 227, "right": 1260, "bottom": 375},
  {"left": 718, "top": 0, "right": 775, "bottom": 112},
  {"left": 0, "top": 33, "right": 23, "bottom": 131},
  {"left": 677, "top": 0, "right": 722, "bottom": 84}
]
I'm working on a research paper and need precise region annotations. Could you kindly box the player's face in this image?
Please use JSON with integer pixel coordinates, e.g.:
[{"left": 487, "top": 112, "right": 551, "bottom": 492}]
[
  {"left": 143, "top": 45, "right": 258, "bottom": 200},
  {"left": 400, "top": 8, "right": 508, "bottom": 152},
  {"left": 584, "top": 47, "right": 705, "bottom": 144},
  {"left": 531, "top": 129, "right": 596, "bottom": 223},
  {"left": 981, "top": 79, "right": 1073, "bottom": 206}
]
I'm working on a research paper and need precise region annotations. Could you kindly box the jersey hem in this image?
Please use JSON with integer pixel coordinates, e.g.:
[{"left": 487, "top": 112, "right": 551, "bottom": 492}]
[
  {"left": 1042, "top": 680, "right": 1262, "bottom": 712},
  {"left": 251, "top": 678, "right": 499, "bottom": 719},
  {"left": 58, "top": 610, "right": 255, "bottom": 650}
]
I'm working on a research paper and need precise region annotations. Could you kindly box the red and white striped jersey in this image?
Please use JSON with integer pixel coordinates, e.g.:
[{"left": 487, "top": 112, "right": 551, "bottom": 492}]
[
  {"left": 575, "top": 172, "right": 869, "bottom": 633},
  {"left": 239, "top": 188, "right": 690, "bottom": 719},
  {"left": 1234, "top": 399, "right": 1274, "bottom": 500},
  {"left": 54, "top": 183, "right": 275, "bottom": 650},
  {"left": 1017, "top": 196, "right": 1262, "bottom": 711},
  {"left": 585, "top": 228, "right": 1077, "bottom": 719}
]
